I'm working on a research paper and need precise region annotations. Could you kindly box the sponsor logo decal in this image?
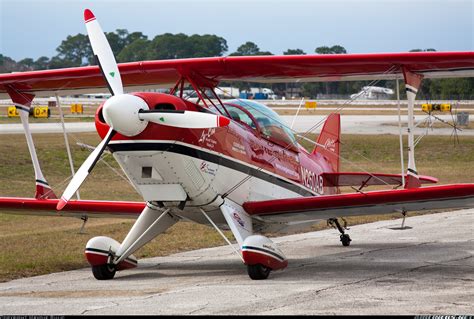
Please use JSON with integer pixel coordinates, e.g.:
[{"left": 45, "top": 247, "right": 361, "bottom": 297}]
[
  {"left": 232, "top": 212, "right": 245, "bottom": 227},
  {"left": 232, "top": 141, "right": 246, "bottom": 155},
  {"left": 198, "top": 128, "right": 217, "bottom": 149},
  {"left": 324, "top": 138, "right": 337, "bottom": 153},
  {"left": 199, "top": 161, "right": 217, "bottom": 176}
]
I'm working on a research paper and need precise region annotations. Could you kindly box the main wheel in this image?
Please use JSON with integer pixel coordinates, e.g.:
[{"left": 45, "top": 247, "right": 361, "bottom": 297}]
[
  {"left": 340, "top": 234, "right": 352, "bottom": 247},
  {"left": 247, "top": 264, "right": 271, "bottom": 280},
  {"left": 92, "top": 264, "right": 116, "bottom": 280}
]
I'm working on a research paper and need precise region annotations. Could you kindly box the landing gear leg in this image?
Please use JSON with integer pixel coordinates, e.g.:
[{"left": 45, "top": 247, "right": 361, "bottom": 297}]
[
  {"left": 79, "top": 215, "right": 88, "bottom": 234},
  {"left": 327, "top": 218, "right": 352, "bottom": 246}
]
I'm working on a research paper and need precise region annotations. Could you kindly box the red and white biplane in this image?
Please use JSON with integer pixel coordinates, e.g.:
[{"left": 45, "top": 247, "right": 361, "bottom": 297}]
[{"left": 0, "top": 9, "right": 473, "bottom": 280}]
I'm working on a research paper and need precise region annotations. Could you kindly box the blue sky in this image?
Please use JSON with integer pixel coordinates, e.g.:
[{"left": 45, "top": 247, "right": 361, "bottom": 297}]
[{"left": 1, "top": 0, "right": 473, "bottom": 61}]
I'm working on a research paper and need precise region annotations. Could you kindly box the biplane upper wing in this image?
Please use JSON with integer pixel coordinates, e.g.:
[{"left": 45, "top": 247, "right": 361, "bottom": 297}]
[
  {"left": 243, "top": 184, "right": 474, "bottom": 223},
  {"left": 1, "top": 51, "right": 473, "bottom": 98}
]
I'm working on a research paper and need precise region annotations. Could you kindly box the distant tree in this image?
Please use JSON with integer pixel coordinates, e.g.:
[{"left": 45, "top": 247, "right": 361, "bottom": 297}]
[
  {"left": 187, "top": 34, "right": 228, "bottom": 57},
  {"left": 230, "top": 41, "right": 272, "bottom": 56},
  {"left": 230, "top": 41, "right": 260, "bottom": 56},
  {"left": 315, "top": 46, "right": 332, "bottom": 54},
  {"left": 117, "top": 38, "right": 151, "bottom": 62},
  {"left": 148, "top": 33, "right": 188, "bottom": 59},
  {"left": 330, "top": 45, "right": 347, "bottom": 54},
  {"left": 18, "top": 58, "right": 35, "bottom": 71},
  {"left": 48, "top": 56, "right": 78, "bottom": 69},
  {"left": 0, "top": 54, "right": 19, "bottom": 72},
  {"left": 55, "top": 33, "right": 93, "bottom": 66},
  {"left": 410, "top": 48, "right": 437, "bottom": 52},
  {"left": 147, "top": 33, "right": 227, "bottom": 60},
  {"left": 106, "top": 29, "right": 148, "bottom": 57},
  {"left": 283, "top": 49, "right": 306, "bottom": 55},
  {"left": 315, "top": 45, "right": 347, "bottom": 54},
  {"left": 33, "top": 56, "right": 50, "bottom": 70}
]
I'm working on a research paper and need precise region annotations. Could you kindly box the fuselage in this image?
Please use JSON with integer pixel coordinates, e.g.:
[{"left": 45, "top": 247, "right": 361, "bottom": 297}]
[{"left": 95, "top": 93, "right": 337, "bottom": 223}]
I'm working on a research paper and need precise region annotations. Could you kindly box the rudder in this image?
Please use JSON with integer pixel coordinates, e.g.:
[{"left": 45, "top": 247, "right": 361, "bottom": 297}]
[{"left": 312, "top": 113, "right": 340, "bottom": 172}]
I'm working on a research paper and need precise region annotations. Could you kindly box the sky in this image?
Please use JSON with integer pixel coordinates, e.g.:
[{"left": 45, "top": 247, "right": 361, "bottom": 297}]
[{"left": 0, "top": 0, "right": 473, "bottom": 61}]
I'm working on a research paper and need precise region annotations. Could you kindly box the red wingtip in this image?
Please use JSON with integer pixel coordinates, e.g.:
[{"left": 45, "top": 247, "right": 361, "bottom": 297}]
[
  {"left": 84, "top": 9, "right": 96, "bottom": 22},
  {"left": 218, "top": 116, "right": 231, "bottom": 127},
  {"left": 56, "top": 197, "right": 68, "bottom": 211}
]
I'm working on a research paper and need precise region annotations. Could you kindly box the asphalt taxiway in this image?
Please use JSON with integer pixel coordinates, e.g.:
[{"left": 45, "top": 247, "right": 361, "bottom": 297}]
[{"left": 0, "top": 209, "right": 472, "bottom": 315}]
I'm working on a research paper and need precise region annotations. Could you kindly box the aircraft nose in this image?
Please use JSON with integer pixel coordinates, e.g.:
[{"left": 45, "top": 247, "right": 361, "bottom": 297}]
[{"left": 102, "top": 94, "right": 149, "bottom": 136}]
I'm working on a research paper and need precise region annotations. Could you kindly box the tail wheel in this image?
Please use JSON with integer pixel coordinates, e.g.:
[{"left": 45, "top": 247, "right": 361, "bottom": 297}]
[
  {"left": 247, "top": 264, "right": 271, "bottom": 280},
  {"left": 340, "top": 234, "right": 352, "bottom": 246},
  {"left": 92, "top": 264, "right": 116, "bottom": 280}
]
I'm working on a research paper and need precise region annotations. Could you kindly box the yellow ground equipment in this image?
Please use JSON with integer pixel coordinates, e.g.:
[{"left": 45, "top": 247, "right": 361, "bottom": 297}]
[
  {"left": 33, "top": 106, "right": 50, "bottom": 118},
  {"left": 421, "top": 103, "right": 451, "bottom": 113},
  {"left": 7, "top": 106, "right": 20, "bottom": 117},
  {"left": 70, "top": 103, "right": 84, "bottom": 114},
  {"left": 305, "top": 101, "right": 317, "bottom": 109}
]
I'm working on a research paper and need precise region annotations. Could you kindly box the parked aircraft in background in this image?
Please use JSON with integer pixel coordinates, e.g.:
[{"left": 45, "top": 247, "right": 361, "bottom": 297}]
[{"left": 350, "top": 86, "right": 395, "bottom": 100}]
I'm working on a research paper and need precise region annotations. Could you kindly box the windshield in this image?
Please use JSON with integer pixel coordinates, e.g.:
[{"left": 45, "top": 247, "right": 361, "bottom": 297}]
[{"left": 224, "top": 99, "right": 298, "bottom": 149}]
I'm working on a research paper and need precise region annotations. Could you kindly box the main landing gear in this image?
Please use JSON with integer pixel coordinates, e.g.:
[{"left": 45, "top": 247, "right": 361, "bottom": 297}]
[
  {"left": 327, "top": 218, "right": 352, "bottom": 246},
  {"left": 92, "top": 263, "right": 116, "bottom": 280},
  {"left": 247, "top": 264, "right": 271, "bottom": 280}
]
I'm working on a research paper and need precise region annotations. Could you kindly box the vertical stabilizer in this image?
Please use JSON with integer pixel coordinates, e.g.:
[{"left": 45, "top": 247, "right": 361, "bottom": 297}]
[{"left": 313, "top": 113, "right": 341, "bottom": 172}]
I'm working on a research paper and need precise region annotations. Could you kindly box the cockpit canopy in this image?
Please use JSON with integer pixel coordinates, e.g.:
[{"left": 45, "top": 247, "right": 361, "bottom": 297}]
[{"left": 223, "top": 99, "right": 298, "bottom": 151}]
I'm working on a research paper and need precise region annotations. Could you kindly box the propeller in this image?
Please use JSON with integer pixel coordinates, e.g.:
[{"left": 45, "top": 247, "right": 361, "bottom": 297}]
[{"left": 56, "top": 9, "right": 229, "bottom": 210}]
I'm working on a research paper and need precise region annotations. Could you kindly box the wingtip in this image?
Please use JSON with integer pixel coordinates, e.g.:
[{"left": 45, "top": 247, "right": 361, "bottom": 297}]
[
  {"left": 84, "top": 9, "right": 96, "bottom": 22},
  {"left": 56, "top": 197, "right": 68, "bottom": 211}
]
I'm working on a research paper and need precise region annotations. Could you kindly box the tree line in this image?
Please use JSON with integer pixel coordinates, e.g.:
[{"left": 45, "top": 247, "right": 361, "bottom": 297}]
[{"left": 1, "top": 30, "right": 472, "bottom": 99}]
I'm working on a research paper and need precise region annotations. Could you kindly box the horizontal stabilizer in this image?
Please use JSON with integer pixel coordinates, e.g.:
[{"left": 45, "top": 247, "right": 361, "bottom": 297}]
[{"left": 321, "top": 172, "right": 438, "bottom": 187}]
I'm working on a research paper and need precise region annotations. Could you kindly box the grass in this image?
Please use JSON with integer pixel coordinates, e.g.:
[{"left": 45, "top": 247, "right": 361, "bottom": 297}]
[{"left": 0, "top": 132, "right": 473, "bottom": 282}]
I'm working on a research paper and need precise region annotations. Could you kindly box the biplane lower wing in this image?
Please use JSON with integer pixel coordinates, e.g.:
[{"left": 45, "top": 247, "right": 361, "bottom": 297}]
[
  {"left": 0, "top": 197, "right": 144, "bottom": 218},
  {"left": 243, "top": 184, "right": 474, "bottom": 222}
]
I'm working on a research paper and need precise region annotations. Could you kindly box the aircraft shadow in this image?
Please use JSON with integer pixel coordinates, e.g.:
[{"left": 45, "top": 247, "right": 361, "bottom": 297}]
[{"left": 114, "top": 241, "right": 471, "bottom": 282}]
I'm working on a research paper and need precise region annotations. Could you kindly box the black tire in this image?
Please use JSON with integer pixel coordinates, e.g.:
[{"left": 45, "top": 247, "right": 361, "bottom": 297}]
[
  {"left": 247, "top": 264, "right": 271, "bottom": 280},
  {"left": 92, "top": 264, "right": 116, "bottom": 280},
  {"left": 341, "top": 234, "right": 351, "bottom": 247}
]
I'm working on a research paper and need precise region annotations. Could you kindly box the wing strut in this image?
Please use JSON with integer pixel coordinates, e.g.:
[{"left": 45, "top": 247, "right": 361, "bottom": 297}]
[
  {"left": 402, "top": 68, "right": 424, "bottom": 189},
  {"left": 5, "top": 86, "right": 56, "bottom": 199}
]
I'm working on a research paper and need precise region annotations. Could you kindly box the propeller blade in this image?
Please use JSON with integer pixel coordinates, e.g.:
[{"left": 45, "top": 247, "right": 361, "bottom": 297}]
[
  {"left": 84, "top": 9, "right": 123, "bottom": 96},
  {"left": 138, "top": 110, "right": 230, "bottom": 129},
  {"left": 57, "top": 129, "right": 116, "bottom": 210}
]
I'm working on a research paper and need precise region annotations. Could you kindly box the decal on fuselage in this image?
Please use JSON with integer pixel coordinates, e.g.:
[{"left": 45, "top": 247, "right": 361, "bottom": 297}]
[
  {"left": 198, "top": 128, "right": 217, "bottom": 149},
  {"left": 232, "top": 141, "right": 246, "bottom": 155},
  {"left": 200, "top": 161, "right": 217, "bottom": 176},
  {"left": 300, "top": 166, "right": 324, "bottom": 194}
]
